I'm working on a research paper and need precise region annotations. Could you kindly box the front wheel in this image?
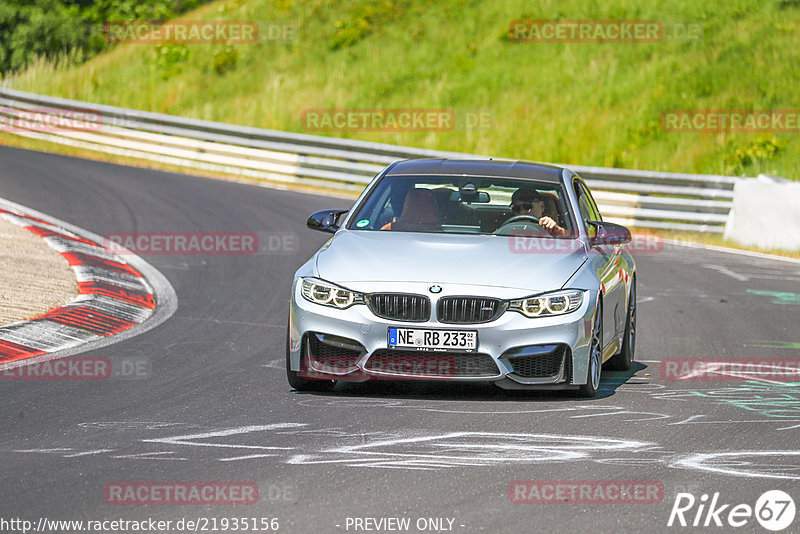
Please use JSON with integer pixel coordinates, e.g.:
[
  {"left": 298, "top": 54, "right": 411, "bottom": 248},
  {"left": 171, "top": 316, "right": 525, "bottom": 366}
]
[
  {"left": 579, "top": 304, "right": 603, "bottom": 397},
  {"left": 606, "top": 278, "right": 636, "bottom": 371}
]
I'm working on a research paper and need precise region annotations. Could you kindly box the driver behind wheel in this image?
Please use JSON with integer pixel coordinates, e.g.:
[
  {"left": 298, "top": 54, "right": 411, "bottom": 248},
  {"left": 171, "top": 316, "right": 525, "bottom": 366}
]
[{"left": 509, "top": 189, "right": 567, "bottom": 237}]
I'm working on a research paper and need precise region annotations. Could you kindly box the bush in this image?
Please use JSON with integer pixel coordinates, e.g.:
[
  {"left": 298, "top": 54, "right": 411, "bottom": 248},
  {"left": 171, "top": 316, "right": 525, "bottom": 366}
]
[
  {"left": 152, "top": 43, "right": 189, "bottom": 79},
  {"left": 724, "top": 134, "right": 785, "bottom": 175},
  {"left": 212, "top": 46, "right": 238, "bottom": 75},
  {"left": 0, "top": 0, "right": 212, "bottom": 75},
  {"left": 329, "top": 0, "right": 408, "bottom": 50}
]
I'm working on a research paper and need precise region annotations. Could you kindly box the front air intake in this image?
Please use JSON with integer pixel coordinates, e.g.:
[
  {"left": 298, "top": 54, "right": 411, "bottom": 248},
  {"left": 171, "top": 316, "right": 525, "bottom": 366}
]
[
  {"left": 368, "top": 293, "right": 430, "bottom": 322},
  {"left": 437, "top": 297, "right": 505, "bottom": 324}
]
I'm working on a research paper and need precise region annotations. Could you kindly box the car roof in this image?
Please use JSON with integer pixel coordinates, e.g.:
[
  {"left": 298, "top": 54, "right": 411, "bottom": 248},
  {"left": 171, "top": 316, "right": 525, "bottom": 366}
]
[{"left": 383, "top": 158, "right": 566, "bottom": 184}]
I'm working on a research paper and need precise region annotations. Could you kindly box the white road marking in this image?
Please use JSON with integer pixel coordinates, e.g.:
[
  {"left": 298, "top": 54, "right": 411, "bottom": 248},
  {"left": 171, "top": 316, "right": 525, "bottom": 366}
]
[
  {"left": 13, "top": 448, "right": 73, "bottom": 453},
  {"left": 673, "top": 451, "right": 800, "bottom": 480},
  {"left": 703, "top": 264, "right": 750, "bottom": 281},
  {"left": 111, "top": 451, "right": 187, "bottom": 460},
  {"left": 143, "top": 423, "right": 305, "bottom": 450},
  {"left": 78, "top": 421, "right": 193, "bottom": 430},
  {"left": 287, "top": 432, "right": 655, "bottom": 469},
  {"left": 218, "top": 454, "right": 280, "bottom": 462},
  {"left": 675, "top": 362, "right": 795, "bottom": 385},
  {"left": 9, "top": 420, "right": 800, "bottom": 479},
  {"left": 63, "top": 449, "right": 115, "bottom": 457}
]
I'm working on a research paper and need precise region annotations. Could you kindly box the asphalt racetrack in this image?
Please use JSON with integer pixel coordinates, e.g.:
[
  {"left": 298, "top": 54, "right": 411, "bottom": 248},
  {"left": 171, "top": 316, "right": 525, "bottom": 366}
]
[{"left": 2, "top": 146, "right": 800, "bottom": 533}]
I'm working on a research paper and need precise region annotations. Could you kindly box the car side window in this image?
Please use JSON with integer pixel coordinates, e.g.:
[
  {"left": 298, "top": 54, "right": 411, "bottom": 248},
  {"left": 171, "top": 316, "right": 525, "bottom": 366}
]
[
  {"left": 583, "top": 184, "right": 603, "bottom": 222},
  {"left": 574, "top": 181, "right": 601, "bottom": 237}
]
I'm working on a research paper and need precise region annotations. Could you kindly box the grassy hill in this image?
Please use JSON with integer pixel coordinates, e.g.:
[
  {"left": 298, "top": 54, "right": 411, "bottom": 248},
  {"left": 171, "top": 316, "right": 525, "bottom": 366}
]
[{"left": 9, "top": 0, "right": 800, "bottom": 178}]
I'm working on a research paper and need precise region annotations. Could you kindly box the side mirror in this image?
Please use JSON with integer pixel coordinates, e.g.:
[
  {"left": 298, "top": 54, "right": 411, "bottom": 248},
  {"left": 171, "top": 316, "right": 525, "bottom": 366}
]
[
  {"left": 587, "top": 221, "right": 631, "bottom": 247},
  {"left": 307, "top": 209, "right": 348, "bottom": 234}
]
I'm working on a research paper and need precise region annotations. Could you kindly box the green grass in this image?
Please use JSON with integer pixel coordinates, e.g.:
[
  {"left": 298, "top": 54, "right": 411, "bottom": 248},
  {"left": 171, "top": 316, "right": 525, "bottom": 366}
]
[{"left": 8, "top": 0, "right": 800, "bottom": 179}]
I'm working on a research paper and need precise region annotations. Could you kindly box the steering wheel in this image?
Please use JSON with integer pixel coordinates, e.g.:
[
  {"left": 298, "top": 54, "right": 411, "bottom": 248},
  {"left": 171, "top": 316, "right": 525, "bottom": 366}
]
[
  {"left": 494, "top": 214, "right": 544, "bottom": 236},
  {"left": 503, "top": 215, "right": 540, "bottom": 225}
]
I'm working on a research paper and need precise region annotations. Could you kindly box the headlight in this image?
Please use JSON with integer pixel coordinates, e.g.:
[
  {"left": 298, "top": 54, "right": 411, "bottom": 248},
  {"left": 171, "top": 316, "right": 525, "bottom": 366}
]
[
  {"left": 508, "top": 290, "right": 584, "bottom": 318},
  {"left": 300, "top": 278, "right": 365, "bottom": 309}
]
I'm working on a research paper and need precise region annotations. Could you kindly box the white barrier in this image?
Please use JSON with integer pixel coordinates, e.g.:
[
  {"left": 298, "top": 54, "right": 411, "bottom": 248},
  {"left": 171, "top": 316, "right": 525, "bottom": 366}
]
[
  {"left": 0, "top": 87, "right": 746, "bottom": 233},
  {"left": 724, "top": 177, "right": 800, "bottom": 251}
]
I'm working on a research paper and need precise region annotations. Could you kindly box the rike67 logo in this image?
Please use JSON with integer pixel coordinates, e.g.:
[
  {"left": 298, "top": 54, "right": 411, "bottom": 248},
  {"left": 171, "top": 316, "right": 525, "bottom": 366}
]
[{"left": 668, "top": 490, "right": 796, "bottom": 531}]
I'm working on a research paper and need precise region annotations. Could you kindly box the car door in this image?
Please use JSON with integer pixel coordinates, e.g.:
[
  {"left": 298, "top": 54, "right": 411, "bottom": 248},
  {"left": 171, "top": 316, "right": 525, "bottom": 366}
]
[{"left": 573, "top": 179, "right": 625, "bottom": 355}]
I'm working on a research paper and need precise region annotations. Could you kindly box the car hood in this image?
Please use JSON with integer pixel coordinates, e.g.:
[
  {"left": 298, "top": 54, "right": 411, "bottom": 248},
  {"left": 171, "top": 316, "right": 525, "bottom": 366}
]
[{"left": 314, "top": 230, "right": 588, "bottom": 292}]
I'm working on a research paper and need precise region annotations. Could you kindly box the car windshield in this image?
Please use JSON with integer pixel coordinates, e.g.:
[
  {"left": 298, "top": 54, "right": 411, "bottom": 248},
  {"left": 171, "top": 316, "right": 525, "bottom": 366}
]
[{"left": 347, "top": 175, "right": 575, "bottom": 237}]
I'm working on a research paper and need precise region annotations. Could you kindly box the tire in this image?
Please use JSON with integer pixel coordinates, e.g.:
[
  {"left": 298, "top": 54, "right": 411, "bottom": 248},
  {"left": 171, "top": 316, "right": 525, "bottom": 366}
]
[
  {"left": 286, "top": 327, "right": 335, "bottom": 392},
  {"left": 579, "top": 302, "right": 603, "bottom": 398},
  {"left": 606, "top": 278, "right": 636, "bottom": 371}
]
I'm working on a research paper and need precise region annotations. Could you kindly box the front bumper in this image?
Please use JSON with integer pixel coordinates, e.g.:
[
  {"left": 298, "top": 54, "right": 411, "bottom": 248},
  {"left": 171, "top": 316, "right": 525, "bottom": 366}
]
[{"left": 288, "top": 279, "right": 596, "bottom": 389}]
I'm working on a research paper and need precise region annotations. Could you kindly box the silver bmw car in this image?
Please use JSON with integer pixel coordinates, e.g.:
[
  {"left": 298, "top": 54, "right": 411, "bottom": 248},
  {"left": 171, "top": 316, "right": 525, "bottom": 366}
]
[{"left": 287, "top": 159, "right": 636, "bottom": 397}]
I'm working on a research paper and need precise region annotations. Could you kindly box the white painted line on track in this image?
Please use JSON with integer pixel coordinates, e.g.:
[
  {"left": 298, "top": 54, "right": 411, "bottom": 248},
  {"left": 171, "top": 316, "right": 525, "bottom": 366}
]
[
  {"left": 218, "top": 454, "right": 280, "bottom": 462},
  {"left": 703, "top": 264, "right": 750, "bottom": 281}
]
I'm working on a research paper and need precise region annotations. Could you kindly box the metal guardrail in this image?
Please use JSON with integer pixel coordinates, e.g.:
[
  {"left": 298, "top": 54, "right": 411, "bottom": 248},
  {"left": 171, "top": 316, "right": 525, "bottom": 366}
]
[{"left": 0, "top": 87, "right": 740, "bottom": 233}]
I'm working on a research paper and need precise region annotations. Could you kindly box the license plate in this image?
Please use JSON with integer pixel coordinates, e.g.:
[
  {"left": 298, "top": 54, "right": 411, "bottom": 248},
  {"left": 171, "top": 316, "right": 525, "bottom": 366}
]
[{"left": 388, "top": 327, "right": 477, "bottom": 351}]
